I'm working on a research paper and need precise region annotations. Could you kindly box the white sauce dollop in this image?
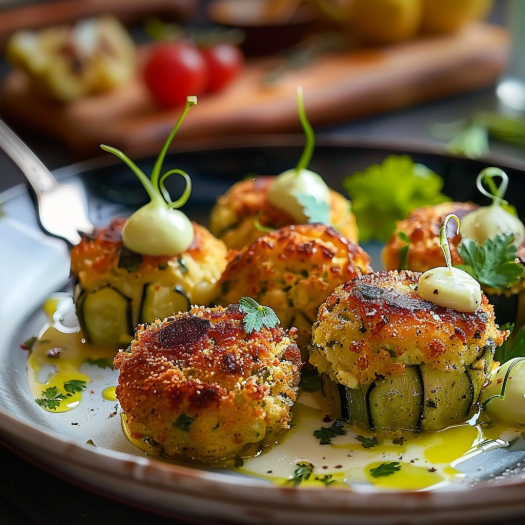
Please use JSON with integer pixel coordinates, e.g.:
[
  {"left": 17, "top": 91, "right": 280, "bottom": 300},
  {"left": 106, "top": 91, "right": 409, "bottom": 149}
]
[
  {"left": 268, "top": 168, "right": 330, "bottom": 223},
  {"left": 418, "top": 266, "right": 481, "bottom": 313}
]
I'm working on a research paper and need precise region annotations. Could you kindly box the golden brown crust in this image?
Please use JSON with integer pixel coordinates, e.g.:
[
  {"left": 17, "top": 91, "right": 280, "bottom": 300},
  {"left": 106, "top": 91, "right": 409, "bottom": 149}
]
[
  {"left": 215, "top": 224, "right": 372, "bottom": 350},
  {"left": 382, "top": 202, "right": 479, "bottom": 272},
  {"left": 209, "top": 176, "right": 358, "bottom": 249},
  {"left": 114, "top": 305, "right": 301, "bottom": 461},
  {"left": 310, "top": 270, "right": 507, "bottom": 388}
]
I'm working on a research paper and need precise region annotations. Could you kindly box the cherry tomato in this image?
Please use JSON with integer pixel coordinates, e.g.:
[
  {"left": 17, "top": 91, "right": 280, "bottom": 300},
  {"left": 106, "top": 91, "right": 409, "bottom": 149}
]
[
  {"left": 144, "top": 42, "right": 208, "bottom": 108},
  {"left": 200, "top": 43, "right": 244, "bottom": 93}
]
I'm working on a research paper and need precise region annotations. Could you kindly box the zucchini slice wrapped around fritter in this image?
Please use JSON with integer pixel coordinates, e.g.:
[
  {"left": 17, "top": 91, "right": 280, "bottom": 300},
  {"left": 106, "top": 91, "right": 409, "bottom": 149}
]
[
  {"left": 310, "top": 270, "right": 508, "bottom": 432},
  {"left": 214, "top": 223, "right": 372, "bottom": 351},
  {"left": 209, "top": 176, "right": 358, "bottom": 250},
  {"left": 71, "top": 218, "right": 227, "bottom": 346},
  {"left": 114, "top": 304, "right": 301, "bottom": 461}
]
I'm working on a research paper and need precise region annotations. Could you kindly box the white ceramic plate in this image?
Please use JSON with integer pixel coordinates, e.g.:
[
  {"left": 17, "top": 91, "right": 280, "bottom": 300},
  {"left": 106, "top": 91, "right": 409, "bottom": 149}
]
[{"left": 3, "top": 136, "right": 525, "bottom": 524}]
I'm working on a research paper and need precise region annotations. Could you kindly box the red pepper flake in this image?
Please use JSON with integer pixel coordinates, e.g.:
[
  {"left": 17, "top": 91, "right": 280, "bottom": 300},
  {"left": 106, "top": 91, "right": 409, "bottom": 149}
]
[
  {"left": 334, "top": 465, "right": 343, "bottom": 469},
  {"left": 46, "top": 348, "right": 62, "bottom": 358},
  {"left": 267, "top": 470, "right": 273, "bottom": 474},
  {"left": 90, "top": 390, "right": 95, "bottom": 394},
  {"left": 322, "top": 466, "right": 329, "bottom": 470},
  {"left": 323, "top": 415, "right": 333, "bottom": 423},
  {"left": 20, "top": 336, "right": 37, "bottom": 351},
  {"left": 428, "top": 467, "right": 437, "bottom": 473}
]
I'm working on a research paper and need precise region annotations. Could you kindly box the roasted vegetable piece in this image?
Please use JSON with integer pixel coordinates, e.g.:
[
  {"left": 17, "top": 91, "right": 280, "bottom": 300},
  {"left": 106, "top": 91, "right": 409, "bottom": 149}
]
[
  {"left": 6, "top": 15, "right": 136, "bottom": 102},
  {"left": 310, "top": 270, "right": 507, "bottom": 432}
]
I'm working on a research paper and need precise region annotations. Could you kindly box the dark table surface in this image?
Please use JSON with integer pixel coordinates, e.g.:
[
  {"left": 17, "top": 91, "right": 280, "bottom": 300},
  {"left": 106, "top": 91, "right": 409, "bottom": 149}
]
[{"left": 2, "top": 1, "right": 525, "bottom": 524}]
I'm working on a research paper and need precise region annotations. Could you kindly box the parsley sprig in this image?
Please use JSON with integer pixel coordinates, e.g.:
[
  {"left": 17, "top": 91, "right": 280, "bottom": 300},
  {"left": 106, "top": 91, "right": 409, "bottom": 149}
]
[
  {"left": 239, "top": 297, "right": 280, "bottom": 334},
  {"left": 35, "top": 380, "right": 87, "bottom": 410},
  {"left": 356, "top": 435, "right": 379, "bottom": 449},
  {"left": 494, "top": 323, "right": 525, "bottom": 364},
  {"left": 343, "top": 155, "right": 449, "bottom": 242},
  {"left": 287, "top": 462, "right": 314, "bottom": 487},
  {"left": 457, "top": 232, "right": 525, "bottom": 290},
  {"left": 313, "top": 419, "right": 347, "bottom": 445},
  {"left": 296, "top": 193, "right": 330, "bottom": 225},
  {"left": 370, "top": 462, "right": 402, "bottom": 478}
]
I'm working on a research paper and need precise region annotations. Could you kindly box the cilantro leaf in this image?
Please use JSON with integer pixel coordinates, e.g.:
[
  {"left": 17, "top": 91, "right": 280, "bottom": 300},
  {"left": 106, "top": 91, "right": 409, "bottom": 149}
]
[
  {"left": 64, "top": 380, "right": 87, "bottom": 394},
  {"left": 239, "top": 297, "right": 280, "bottom": 334},
  {"left": 457, "top": 233, "right": 525, "bottom": 290},
  {"left": 35, "top": 387, "right": 66, "bottom": 410},
  {"left": 342, "top": 155, "right": 450, "bottom": 242},
  {"left": 173, "top": 413, "right": 195, "bottom": 432},
  {"left": 313, "top": 419, "right": 347, "bottom": 445},
  {"left": 84, "top": 357, "right": 113, "bottom": 369},
  {"left": 356, "top": 435, "right": 379, "bottom": 448},
  {"left": 299, "top": 367, "right": 323, "bottom": 392},
  {"left": 295, "top": 193, "right": 330, "bottom": 225},
  {"left": 392, "top": 436, "right": 405, "bottom": 446},
  {"left": 370, "top": 462, "right": 402, "bottom": 478},
  {"left": 287, "top": 461, "right": 314, "bottom": 487}
]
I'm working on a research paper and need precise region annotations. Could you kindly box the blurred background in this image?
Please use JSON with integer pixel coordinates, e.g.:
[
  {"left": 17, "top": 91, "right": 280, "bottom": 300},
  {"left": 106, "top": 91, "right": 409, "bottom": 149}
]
[{"left": 0, "top": 0, "right": 522, "bottom": 193}]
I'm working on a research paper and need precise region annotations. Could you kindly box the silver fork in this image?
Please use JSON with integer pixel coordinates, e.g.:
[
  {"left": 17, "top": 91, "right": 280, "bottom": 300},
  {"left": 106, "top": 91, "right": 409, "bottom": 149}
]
[{"left": 0, "top": 119, "right": 94, "bottom": 245}]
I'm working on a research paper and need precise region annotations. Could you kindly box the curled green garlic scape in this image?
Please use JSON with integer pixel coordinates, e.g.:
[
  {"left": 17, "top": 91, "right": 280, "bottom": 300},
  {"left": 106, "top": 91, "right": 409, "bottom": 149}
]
[
  {"left": 418, "top": 214, "right": 481, "bottom": 313},
  {"left": 267, "top": 86, "right": 330, "bottom": 223},
  {"left": 100, "top": 97, "right": 197, "bottom": 256},
  {"left": 461, "top": 167, "right": 525, "bottom": 247}
]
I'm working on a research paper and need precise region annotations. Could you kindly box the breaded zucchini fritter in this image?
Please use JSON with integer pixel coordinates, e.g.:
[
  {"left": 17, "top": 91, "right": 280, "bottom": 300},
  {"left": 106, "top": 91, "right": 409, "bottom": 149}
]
[
  {"left": 310, "top": 271, "right": 507, "bottom": 432},
  {"left": 215, "top": 223, "right": 372, "bottom": 350},
  {"left": 209, "top": 176, "right": 358, "bottom": 249},
  {"left": 382, "top": 201, "right": 478, "bottom": 272},
  {"left": 114, "top": 305, "right": 301, "bottom": 461},
  {"left": 71, "top": 218, "right": 227, "bottom": 345}
]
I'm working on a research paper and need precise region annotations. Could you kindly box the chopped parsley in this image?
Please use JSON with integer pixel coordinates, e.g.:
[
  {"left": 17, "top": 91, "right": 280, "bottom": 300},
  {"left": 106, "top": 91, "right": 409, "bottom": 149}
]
[
  {"left": 287, "top": 461, "right": 314, "bottom": 487},
  {"left": 370, "top": 462, "right": 402, "bottom": 478},
  {"left": 299, "top": 367, "right": 323, "bottom": 392},
  {"left": 234, "top": 456, "right": 244, "bottom": 468},
  {"left": 313, "top": 419, "right": 347, "bottom": 445},
  {"left": 239, "top": 297, "right": 280, "bottom": 334},
  {"left": 20, "top": 336, "right": 37, "bottom": 351},
  {"left": 457, "top": 232, "right": 525, "bottom": 290},
  {"left": 392, "top": 436, "right": 405, "bottom": 446},
  {"left": 356, "top": 435, "right": 379, "bottom": 449},
  {"left": 177, "top": 257, "right": 189, "bottom": 274},
  {"left": 118, "top": 247, "right": 143, "bottom": 272},
  {"left": 84, "top": 357, "right": 113, "bottom": 369},
  {"left": 35, "top": 380, "right": 87, "bottom": 410},
  {"left": 342, "top": 155, "right": 449, "bottom": 242},
  {"left": 173, "top": 413, "right": 195, "bottom": 432},
  {"left": 296, "top": 193, "right": 330, "bottom": 225}
]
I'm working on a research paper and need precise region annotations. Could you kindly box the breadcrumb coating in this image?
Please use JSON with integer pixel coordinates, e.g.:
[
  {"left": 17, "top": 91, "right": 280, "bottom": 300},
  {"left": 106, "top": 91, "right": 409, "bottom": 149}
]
[
  {"left": 209, "top": 176, "right": 358, "bottom": 249},
  {"left": 214, "top": 224, "right": 372, "bottom": 350},
  {"left": 114, "top": 305, "right": 301, "bottom": 461},
  {"left": 310, "top": 271, "right": 507, "bottom": 389},
  {"left": 382, "top": 202, "right": 478, "bottom": 272}
]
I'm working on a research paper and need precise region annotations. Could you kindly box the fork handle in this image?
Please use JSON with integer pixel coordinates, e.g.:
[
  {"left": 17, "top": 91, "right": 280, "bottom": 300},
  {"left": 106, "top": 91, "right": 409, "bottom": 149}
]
[{"left": 0, "top": 119, "right": 58, "bottom": 194}]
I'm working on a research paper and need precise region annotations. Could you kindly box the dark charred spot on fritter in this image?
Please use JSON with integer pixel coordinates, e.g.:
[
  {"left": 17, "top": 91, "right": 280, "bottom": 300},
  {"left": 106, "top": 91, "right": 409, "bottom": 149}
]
[
  {"left": 220, "top": 352, "right": 242, "bottom": 375},
  {"left": 188, "top": 385, "right": 221, "bottom": 410},
  {"left": 156, "top": 316, "right": 211, "bottom": 348},
  {"left": 208, "top": 319, "right": 243, "bottom": 345}
]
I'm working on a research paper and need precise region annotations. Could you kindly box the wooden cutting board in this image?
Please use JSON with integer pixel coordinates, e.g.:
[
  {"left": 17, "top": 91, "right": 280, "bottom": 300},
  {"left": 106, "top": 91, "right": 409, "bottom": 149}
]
[{"left": 0, "top": 22, "right": 509, "bottom": 158}]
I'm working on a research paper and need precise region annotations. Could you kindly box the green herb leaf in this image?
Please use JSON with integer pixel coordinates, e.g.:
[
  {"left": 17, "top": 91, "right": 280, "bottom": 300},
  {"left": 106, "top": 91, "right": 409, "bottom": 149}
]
[
  {"left": 84, "top": 357, "right": 113, "bottom": 369},
  {"left": 300, "top": 367, "right": 323, "bottom": 392},
  {"left": 287, "top": 461, "right": 314, "bottom": 487},
  {"left": 392, "top": 436, "right": 405, "bottom": 446},
  {"left": 370, "top": 462, "right": 402, "bottom": 478},
  {"left": 296, "top": 193, "right": 330, "bottom": 225},
  {"left": 173, "top": 413, "right": 195, "bottom": 432},
  {"left": 343, "top": 155, "right": 450, "bottom": 242},
  {"left": 35, "top": 387, "right": 66, "bottom": 410},
  {"left": 20, "top": 336, "right": 37, "bottom": 350},
  {"left": 397, "top": 231, "right": 410, "bottom": 270},
  {"left": 317, "top": 474, "right": 336, "bottom": 486},
  {"left": 234, "top": 456, "right": 244, "bottom": 468},
  {"left": 118, "top": 247, "right": 143, "bottom": 272},
  {"left": 457, "top": 233, "right": 525, "bottom": 290},
  {"left": 64, "top": 380, "right": 87, "bottom": 394},
  {"left": 313, "top": 419, "right": 347, "bottom": 445},
  {"left": 356, "top": 435, "right": 379, "bottom": 449},
  {"left": 239, "top": 297, "right": 280, "bottom": 334},
  {"left": 494, "top": 323, "right": 525, "bottom": 364},
  {"left": 177, "top": 257, "right": 189, "bottom": 274}
]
